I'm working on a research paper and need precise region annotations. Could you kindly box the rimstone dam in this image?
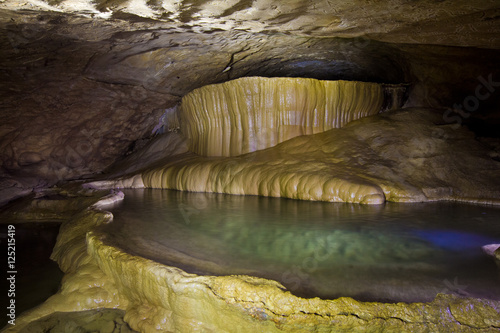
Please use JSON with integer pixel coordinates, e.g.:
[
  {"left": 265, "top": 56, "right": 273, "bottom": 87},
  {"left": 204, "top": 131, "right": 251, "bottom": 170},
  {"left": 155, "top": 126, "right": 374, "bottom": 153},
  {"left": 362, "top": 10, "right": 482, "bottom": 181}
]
[{"left": 1, "top": 1, "right": 500, "bottom": 332}]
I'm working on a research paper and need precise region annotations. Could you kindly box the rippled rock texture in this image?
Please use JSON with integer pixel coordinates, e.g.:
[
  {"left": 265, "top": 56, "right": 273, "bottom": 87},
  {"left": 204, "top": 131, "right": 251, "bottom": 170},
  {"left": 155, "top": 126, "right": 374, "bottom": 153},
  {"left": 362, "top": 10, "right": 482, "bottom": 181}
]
[
  {"left": 1, "top": 1, "right": 500, "bottom": 332},
  {"left": 134, "top": 107, "right": 500, "bottom": 204},
  {"left": 4, "top": 197, "right": 500, "bottom": 332},
  {"left": 17, "top": 309, "right": 137, "bottom": 333},
  {"left": 181, "top": 77, "right": 383, "bottom": 156},
  {"left": 1, "top": 4, "right": 500, "bottom": 205},
  {"left": 2, "top": 0, "right": 500, "bottom": 48}
]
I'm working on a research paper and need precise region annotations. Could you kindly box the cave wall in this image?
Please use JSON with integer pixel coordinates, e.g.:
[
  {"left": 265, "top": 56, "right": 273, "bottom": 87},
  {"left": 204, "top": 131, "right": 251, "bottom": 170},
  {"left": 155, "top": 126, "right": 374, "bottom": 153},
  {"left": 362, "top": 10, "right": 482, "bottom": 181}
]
[{"left": 1, "top": 1, "right": 500, "bottom": 204}]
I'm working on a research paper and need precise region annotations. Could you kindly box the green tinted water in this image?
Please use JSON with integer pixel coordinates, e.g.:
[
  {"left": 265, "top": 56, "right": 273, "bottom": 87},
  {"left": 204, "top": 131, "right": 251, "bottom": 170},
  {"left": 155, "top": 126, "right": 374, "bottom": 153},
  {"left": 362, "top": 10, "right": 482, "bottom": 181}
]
[{"left": 102, "top": 189, "right": 500, "bottom": 303}]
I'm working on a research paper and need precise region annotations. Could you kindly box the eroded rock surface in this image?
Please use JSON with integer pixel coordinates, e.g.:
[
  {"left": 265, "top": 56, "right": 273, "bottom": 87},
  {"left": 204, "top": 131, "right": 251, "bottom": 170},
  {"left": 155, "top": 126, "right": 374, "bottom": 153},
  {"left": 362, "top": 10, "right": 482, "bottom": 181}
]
[
  {"left": 136, "top": 108, "right": 500, "bottom": 204},
  {"left": 4, "top": 195, "right": 500, "bottom": 332},
  {"left": 1, "top": 1, "right": 499, "bottom": 332},
  {"left": 0, "top": 6, "right": 499, "bottom": 206},
  {"left": 17, "top": 309, "right": 137, "bottom": 333},
  {"left": 2, "top": 0, "right": 500, "bottom": 48},
  {"left": 181, "top": 77, "right": 383, "bottom": 156}
]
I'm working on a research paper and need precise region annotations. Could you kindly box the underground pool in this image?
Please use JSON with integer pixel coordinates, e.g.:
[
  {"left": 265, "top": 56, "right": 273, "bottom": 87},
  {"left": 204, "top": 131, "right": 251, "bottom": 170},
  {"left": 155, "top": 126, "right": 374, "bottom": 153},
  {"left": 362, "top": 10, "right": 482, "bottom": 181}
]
[{"left": 99, "top": 188, "right": 500, "bottom": 304}]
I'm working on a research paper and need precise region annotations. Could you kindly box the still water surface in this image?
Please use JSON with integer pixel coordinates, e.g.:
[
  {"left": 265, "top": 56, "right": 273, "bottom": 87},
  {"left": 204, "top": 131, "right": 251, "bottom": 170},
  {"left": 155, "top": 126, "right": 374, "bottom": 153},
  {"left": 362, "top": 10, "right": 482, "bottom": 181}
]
[{"left": 102, "top": 189, "right": 500, "bottom": 303}]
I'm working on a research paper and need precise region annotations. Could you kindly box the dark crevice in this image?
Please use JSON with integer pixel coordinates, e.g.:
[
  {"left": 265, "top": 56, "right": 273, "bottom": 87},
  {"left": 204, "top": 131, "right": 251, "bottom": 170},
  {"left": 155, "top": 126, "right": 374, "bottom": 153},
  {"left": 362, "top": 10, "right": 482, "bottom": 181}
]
[
  {"left": 178, "top": 0, "right": 213, "bottom": 23},
  {"left": 337, "top": 312, "right": 366, "bottom": 321},
  {"left": 93, "top": 0, "right": 131, "bottom": 13},
  {"left": 218, "top": 0, "right": 255, "bottom": 18}
]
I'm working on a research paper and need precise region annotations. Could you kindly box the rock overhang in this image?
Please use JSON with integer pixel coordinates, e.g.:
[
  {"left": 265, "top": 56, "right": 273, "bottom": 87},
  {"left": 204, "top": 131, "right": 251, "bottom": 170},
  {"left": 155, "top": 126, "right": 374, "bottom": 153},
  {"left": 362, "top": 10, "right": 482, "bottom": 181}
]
[
  {"left": 0, "top": 1, "right": 500, "bottom": 204},
  {"left": 1, "top": 2, "right": 500, "bottom": 331}
]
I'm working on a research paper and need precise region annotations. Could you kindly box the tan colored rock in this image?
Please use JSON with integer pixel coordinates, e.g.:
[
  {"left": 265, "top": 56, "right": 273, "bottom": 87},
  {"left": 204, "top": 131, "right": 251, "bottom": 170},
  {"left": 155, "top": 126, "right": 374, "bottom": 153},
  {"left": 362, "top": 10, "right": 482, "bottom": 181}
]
[
  {"left": 180, "top": 77, "right": 383, "bottom": 156},
  {"left": 1, "top": 0, "right": 499, "bottom": 48},
  {"left": 138, "top": 108, "right": 500, "bottom": 204},
  {"left": 0, "top": 9, "right": 498, "bottom": 207}
]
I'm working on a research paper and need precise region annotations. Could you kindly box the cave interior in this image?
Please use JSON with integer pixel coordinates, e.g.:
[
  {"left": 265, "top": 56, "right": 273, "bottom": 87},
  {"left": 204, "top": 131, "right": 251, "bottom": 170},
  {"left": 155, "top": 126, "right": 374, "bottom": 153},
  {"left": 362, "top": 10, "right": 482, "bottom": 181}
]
[{"left": 1, "top": 0, "right": 500, "bottom": 332}]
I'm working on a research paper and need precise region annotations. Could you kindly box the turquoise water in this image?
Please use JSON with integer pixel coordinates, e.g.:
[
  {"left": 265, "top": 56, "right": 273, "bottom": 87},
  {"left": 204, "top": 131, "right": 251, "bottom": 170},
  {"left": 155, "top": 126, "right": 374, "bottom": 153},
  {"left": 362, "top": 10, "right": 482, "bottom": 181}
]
[{"left": 102, "top": 189, "right": 500, "bottom": 303}]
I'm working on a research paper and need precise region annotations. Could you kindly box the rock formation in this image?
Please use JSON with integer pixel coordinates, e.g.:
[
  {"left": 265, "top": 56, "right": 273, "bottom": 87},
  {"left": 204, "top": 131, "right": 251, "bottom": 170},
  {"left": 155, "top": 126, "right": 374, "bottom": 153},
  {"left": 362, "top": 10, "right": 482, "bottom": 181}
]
[
  {"left": 1, "top": 3, "right": 499, "bottom": 204},
  {"left": 1, "top": 0, "right": 500, "bottom": 332},
  {"left": 4, "top": 194, "right": 500, "bottom": 332},
  {"left": 88, "top": 107, "right": 500, "bottom": 205},
  {"left": 180, "top": 77, "right": 383, "bottom": 156}
]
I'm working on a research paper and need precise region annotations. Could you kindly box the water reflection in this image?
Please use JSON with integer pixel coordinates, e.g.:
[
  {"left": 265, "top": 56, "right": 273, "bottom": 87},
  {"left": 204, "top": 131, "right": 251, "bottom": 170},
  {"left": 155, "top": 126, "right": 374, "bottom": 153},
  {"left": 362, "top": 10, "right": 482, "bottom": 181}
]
[{"left": 101, "top": 189, "right": 500, "bottom": 303}]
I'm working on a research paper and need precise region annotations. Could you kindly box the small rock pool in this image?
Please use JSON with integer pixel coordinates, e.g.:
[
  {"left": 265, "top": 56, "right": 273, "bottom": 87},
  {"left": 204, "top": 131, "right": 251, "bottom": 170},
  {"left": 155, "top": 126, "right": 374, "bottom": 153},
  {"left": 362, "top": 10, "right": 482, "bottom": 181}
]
[{"left": 100, "top": 189, "right": 500, "bottom": 303}]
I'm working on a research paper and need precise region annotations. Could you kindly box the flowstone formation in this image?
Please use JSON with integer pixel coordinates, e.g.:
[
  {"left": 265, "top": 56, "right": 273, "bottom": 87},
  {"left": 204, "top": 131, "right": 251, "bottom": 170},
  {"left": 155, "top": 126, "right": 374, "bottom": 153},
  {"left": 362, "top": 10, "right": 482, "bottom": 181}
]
[
  {"left": 17, "top": 309, "right": 137, "bottom": 333},
  {"left": 86, "top": 78, "right": 500, "bottom": 204},
  {"left": 97, "top": 107, "right": 500, "bottom": 205},
  {"left": 1, "top": 5, "right": 499, "bottom": 207},
  {"left": 180, "top": 77, "right": 384, "bottom": 156},
  {"left": 4, "top": 193, "right": 500, "bottom": 332}
]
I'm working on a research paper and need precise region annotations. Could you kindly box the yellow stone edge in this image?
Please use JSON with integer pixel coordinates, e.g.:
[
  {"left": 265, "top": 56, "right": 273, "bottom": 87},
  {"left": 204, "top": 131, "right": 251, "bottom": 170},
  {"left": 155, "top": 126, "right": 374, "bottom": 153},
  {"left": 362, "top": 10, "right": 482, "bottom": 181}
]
[{"left": 4, "top": 196, "right": 500, "bottom": 333}]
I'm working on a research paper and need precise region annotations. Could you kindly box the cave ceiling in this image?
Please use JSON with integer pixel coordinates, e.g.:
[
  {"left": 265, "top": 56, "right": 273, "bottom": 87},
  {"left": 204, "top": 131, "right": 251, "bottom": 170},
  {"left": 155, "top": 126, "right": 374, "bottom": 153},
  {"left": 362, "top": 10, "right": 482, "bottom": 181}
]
[
  {"left": 0, "top": 0, "right": 499, "bottom": 204},
  {"left": 2, "top": 0, "right": 500, "bottom": 48}
]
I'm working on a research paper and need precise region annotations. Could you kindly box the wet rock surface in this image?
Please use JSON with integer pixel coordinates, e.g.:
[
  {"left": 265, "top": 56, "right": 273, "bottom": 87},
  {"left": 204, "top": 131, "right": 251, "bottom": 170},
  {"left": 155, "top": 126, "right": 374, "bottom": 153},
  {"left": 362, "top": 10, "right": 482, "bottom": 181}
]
[
  {"left": 0, "top": 2, "right": 500, "bottom": 331},
  {"left": 180, "top": 77, "right": 384, "bottom": 156},
  {"left": 4, "top": 198, "right": 500, "bottom": 333},
  {"left": 17, "top": 308, "right": 138, "bottom": 333},
  {"left": 138, "top": 108, "right": 500, "bottom": 204},
  {"left": 0, "top": 4, "right": 499, "bottom": 205}
]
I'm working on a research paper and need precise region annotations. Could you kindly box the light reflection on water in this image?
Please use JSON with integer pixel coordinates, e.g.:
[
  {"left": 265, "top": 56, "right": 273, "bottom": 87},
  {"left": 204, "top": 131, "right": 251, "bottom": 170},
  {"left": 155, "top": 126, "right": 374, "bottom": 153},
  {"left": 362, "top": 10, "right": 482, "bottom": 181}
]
[{"left": 101, "top": 189, "right": 500, "bottom": 303}]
